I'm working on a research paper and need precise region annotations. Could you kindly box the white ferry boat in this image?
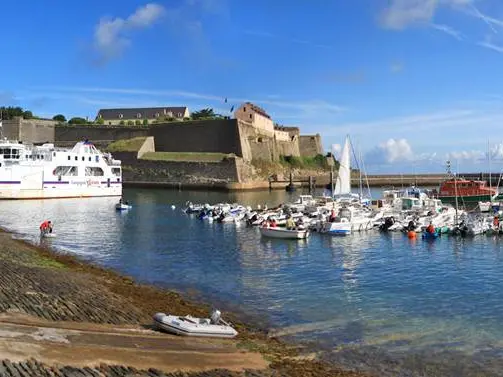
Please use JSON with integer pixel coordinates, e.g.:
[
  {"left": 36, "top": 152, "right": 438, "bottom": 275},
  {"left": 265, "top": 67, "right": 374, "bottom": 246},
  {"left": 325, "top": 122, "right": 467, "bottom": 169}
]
[{"left": 0, "top": 139, "right": 122, "bottom": 199}]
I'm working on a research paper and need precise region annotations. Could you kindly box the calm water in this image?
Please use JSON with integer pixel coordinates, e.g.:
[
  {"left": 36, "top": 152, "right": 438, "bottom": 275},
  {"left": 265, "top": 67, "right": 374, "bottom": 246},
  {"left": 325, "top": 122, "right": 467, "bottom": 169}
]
[{"left": 2, "top": 188, "right": 503, "bottom": 376}]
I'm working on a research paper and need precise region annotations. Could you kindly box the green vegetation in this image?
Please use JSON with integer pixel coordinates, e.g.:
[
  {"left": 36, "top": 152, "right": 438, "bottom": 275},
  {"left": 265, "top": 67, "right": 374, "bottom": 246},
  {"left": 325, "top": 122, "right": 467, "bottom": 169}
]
[
  {"left": 52, "top": 114, "right": 66, "bottom": 122},
  {"left": 190, "top": 107, "right": 225, "bottom": 120},
  {"left": 68, "top": 117, "right": 88, "bottom": 125},
  {"left": 107, "top": 137, "right": 147, "bottom": 152},
  {"left": 0, "top": 106, "right": 37, "bottom": 120},
  {"left": 279, "top": 154, "right": 333, "bottom": 170},
  {"left": 141, "top": 152, "right": 229, "bottom": 162},
  {"left": 142, "top": 118, "right": 148, "bottom": 126},
  {"left": 95, "top": 117, "right": 105, "bottom": 125}
]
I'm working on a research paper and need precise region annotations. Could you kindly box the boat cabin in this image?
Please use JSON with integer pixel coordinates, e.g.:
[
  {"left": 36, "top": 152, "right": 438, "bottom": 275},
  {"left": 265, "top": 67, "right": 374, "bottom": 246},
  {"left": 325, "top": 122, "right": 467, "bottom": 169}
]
[{"left": 439, "top": 178, "right": 497, "bottom": 197}]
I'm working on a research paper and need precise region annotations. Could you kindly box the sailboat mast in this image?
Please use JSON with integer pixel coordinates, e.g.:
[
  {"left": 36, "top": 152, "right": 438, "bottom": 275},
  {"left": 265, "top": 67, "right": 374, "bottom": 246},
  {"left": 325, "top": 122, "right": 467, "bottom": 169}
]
[{"left": 489, "top": 140, "right": 492, "bottom": 193}]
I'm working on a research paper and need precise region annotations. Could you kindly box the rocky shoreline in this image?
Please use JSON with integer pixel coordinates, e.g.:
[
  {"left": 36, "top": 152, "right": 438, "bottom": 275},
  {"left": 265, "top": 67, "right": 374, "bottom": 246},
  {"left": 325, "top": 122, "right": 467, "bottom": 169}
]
[{"left": 0, "top": 229, "right": 369, "bottom": 377}]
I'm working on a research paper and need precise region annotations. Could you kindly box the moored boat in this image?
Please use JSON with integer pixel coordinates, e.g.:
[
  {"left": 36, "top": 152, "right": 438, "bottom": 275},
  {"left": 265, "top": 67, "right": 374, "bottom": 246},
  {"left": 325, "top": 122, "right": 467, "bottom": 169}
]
[
  {"left": 259, "top": 226, "right": 309, "bottom": 239},
  {"left": 153, "top": 310, "right": 238, "bottom": 338},
  {"left": 438, "top": 178, "right": 497, "bottom": 204},
  {"left": 115, "top": 203, "right": 132, "bottom": 210}
]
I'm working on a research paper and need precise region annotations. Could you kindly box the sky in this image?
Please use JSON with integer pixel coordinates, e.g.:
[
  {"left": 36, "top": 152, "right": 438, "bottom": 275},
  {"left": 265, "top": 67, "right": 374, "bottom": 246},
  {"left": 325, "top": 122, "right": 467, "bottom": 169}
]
[{"left": 2, "top": 0, "right": 503, "bottom": 173}]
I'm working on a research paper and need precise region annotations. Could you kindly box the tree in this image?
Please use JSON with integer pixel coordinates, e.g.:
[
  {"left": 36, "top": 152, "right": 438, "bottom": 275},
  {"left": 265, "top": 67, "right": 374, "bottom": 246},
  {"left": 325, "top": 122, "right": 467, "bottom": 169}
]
[
  {"left": 95, "top": 117, "right": 105, "bottom": 125},
  {"left": 142, "top": 119, "right": 148, "bottom": 126},
  {"left": 23, "top": 110, "right": 33, "bottom": 119},
  {"left": 68, "top": 117, "right": 88, "bottom": 125},
  {"left": 52, "top": 114, "right": 66, "bottom": 122},
  {"left": 191, "top": 108, "right": 223, "bottom": 120},
  {"left": 119, "top": 120, "right": 125, "bottom": 125},
  {"left": 0, "top": 106, "right": 26, "bottom": 119},
  {"left": 135, "top": 119, "right": 141, "bottom": 125},
  {"left": 126, "top": 120, "right": 134, "bottom": 126}
]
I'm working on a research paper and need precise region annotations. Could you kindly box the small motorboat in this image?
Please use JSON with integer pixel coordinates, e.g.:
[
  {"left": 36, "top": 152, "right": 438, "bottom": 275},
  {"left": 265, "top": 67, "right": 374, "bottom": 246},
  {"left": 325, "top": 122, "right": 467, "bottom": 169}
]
[
  {"left": 153, "top": 309, "right": 238, "bottom": 338},
  {"left": 115, "top": 203, "right": 132, "bottom": 210},
  {"left": 40, "top": 231, "right": 56, "bottom": 238},
  {"left": 422, "top": 231, "right": 439, "bottom": 240},
  {"left": 259, "top": 226, "right": 310, "bottom": 239}
]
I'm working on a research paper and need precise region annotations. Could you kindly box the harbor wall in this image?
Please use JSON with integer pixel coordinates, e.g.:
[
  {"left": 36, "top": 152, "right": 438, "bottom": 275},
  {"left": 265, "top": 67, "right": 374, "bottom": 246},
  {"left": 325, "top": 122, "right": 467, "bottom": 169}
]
[
  {"left": 3, "top": 118, "right": 56, "bottom": 144},
  {"left": 149, "top": 119, "right": 243, "bottom": 156},
  {"left": 116, "top": 152, "right": 243, "bottom": 188},
  {"left": 55, "top": 126, "right": 149, "bottom": 147},
  {"left": 299, "top": 134, "right": 324, "bottom": 157}
]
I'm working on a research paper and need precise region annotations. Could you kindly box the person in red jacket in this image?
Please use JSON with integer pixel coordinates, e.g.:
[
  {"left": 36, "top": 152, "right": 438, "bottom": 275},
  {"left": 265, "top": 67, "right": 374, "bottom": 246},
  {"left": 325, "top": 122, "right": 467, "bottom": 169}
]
[{"left": 39, "top": 220, "right": 52, "bottom": 234}]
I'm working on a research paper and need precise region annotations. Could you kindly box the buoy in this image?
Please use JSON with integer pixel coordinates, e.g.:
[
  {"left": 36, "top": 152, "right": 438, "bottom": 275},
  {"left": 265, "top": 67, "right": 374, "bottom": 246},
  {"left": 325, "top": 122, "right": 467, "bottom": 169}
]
[
  {"left": 408, "top": 231, "right": 416, "bottom": 239},
  {"left": 171, "top": 205, "right": 176, "bottom": 210}
]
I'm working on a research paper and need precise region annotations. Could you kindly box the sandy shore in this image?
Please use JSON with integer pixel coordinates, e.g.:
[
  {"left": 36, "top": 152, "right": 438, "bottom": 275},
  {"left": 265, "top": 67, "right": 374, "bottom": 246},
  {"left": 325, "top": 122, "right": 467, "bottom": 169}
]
[{"left": 0, "top": 229, "right": 370, "bottom": 377}]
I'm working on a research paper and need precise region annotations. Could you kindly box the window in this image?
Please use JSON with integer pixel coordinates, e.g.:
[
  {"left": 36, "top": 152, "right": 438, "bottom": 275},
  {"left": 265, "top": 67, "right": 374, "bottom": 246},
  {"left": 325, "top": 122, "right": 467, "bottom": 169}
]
[
  {"left": 82, "top": 156, "right": 85, "bottom": 161},
  {"left": 243, "top": 107, "right": 246, "bottom": 112},
  {"left": 53, "top": 152, "right": 56, "bottom": 157},
  {"left": 75, "top": 156, "right": 78, "bottom": 161},
  {"left": 85, "top": 167, "right": 104, "bottom": 176},
  {"left": 118, "top": 113, "right": 123, "bottom": 119},
  {"left": 53, "top": 166, "right": 78, "bottom": 176},
  {"left": 137, "top": 113, "right": 142, "bottom": 118},
  {"left": 112, "top": 167, "right": 121, "bottom": 176},
  {"left": 68, "top": 156, "right": 70, "bottom": 160},
  {"left": 88, "top": 157, "right": 92, "bottom": 161},
  {"left": 178, "top": 113, "right": 182, "bottom": 117},
  {"left": 249, "top": 114, "right": 252, "bottom": 119}
]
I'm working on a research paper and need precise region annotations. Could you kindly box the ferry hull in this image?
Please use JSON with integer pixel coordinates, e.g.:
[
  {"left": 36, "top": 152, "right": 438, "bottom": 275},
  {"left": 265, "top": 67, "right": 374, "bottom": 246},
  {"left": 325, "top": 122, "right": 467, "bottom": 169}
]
[
  {"left": 0, "top": 185, "right": 121, "bottom": 199},
  {"left": 439, "top": 194, "right": 492, "bottom": 204}
]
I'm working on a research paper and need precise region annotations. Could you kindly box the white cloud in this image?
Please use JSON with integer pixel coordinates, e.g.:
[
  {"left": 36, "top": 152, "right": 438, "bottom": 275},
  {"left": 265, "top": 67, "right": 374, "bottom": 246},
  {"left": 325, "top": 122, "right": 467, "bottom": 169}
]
[
  {"left": 331, "top": 144, "right": 342, "bottom": 159},
  {"left": 446, "top": 150, "right": 484, "bottom": 161},
  {"left": 478, "top": 34, "right": 503, "bottom": 53},
  {"left": 431, "top": 23, "right": 463, "bottom": 40},
  {"left": 379, "top": 0, "right": 472, "bottom": 30},
  {"left": 94, "top": 3, "right": 165, "bottom": 63},
  {"left": 366, "top": 138, "right": 414, "bottom": 164}
]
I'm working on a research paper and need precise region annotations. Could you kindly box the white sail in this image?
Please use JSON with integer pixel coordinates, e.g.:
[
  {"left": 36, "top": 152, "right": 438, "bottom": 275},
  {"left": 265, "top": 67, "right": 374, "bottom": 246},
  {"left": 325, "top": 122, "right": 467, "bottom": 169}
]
[{"left": 334, "top": 136, "right": 351, "bottom": 195}]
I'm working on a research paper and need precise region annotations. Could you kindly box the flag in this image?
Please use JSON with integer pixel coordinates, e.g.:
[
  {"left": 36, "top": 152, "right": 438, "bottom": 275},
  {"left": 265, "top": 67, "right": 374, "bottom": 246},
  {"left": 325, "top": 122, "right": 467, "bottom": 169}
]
[
  {"left": 224, "top": 98, "right": 228, "bottom": 103},
  {"left": 230, "top": 105, "right": 234, "bottom": 112}
]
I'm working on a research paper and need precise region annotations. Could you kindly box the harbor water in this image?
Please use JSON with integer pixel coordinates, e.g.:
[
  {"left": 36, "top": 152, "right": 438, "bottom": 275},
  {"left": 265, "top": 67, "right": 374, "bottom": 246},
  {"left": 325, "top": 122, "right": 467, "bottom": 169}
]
[{"left": 2, "top": 188, "right": 503, "bottom": 376}]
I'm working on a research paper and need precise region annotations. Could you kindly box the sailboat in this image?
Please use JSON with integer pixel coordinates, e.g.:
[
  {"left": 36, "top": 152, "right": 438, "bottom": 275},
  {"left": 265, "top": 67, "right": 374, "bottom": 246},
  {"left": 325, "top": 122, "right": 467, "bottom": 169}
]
[
  {"left": 320, "top": 136, "right": 376, "bottom": 235},
  {"left": 333, "top": 135, "right": 370, "bottom": 204}
]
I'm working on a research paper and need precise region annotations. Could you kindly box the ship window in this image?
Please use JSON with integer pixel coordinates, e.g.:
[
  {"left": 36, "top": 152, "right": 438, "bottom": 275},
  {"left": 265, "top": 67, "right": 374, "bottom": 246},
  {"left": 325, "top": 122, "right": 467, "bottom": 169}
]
[
  {"left": 68, "top": 156, "right": 70, "bottom": 160},
  {"left": 82, "top": 156, "right": 85, "bottom": 161},
  {"left": 85, "top": 167, "right": 104, "bottom": 176},
  {"left": 96, "top": 156, "right": 99, "bottom": 162},
  {"left": 53, "top": 152, "right": 56, "bottom": 157},
  {"left": 75, "top": 156, "right": 78, "bottom": 161},
  {"left": 112, "top": 167, "right": 121, "bottom": 176},
  {"left": 53, "top": 166, "right": 78, "bottom": 176},
  {"left": 89, "top": 157, "right": 92, "bottom": 161}
]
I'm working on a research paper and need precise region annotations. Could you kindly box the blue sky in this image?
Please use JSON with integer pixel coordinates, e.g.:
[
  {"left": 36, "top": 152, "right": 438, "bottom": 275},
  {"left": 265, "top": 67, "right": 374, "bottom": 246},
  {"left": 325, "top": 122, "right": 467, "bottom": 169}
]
[{"left": 2, "top": 0, "right": 503, "bottom": 173}]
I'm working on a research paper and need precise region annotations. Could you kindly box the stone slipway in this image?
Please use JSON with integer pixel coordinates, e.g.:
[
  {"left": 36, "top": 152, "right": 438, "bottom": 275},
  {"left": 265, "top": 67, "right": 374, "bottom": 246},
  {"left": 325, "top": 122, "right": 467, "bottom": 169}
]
[{"left": 0, "top": 230, "right": 370, "bottom": 377}]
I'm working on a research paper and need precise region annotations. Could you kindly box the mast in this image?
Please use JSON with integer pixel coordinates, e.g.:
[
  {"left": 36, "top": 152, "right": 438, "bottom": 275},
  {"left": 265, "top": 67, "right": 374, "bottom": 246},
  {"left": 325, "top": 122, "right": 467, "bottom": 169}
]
[
  {"left": 447, "top": 160, "right": 459, "bottom": 224},
  {"left": 489, "top": 140, "right": 492, "bottom": 195}
]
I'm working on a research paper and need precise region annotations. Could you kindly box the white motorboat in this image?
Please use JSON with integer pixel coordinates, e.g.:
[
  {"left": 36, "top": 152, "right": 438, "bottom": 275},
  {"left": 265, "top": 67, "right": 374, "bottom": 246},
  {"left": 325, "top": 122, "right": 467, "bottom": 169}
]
[
  {"left": 153, "top": 310, "right": 238, "bottom": 338},
  {"left": 115, "top": 203, "right": 132, "bottom": 210},
  {"left": 320, "top": 220, "right": 352, "bottom": 235},
  {"left": 259, "top": 226, "right": 310, "bottom": 239}
]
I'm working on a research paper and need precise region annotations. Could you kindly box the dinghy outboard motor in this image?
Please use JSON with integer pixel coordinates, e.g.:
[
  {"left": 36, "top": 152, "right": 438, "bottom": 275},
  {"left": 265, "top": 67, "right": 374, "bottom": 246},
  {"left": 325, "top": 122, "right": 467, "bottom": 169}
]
[{"left": 210, "top": 309, "right": 221, "bottom": 325}]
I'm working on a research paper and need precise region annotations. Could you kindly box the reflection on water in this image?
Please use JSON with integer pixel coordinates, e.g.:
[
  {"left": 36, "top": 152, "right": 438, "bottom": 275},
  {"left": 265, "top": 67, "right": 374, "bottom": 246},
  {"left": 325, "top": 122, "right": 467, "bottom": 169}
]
[{"left": 0, "top": 187, "right": 503, "bottom": 375}]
